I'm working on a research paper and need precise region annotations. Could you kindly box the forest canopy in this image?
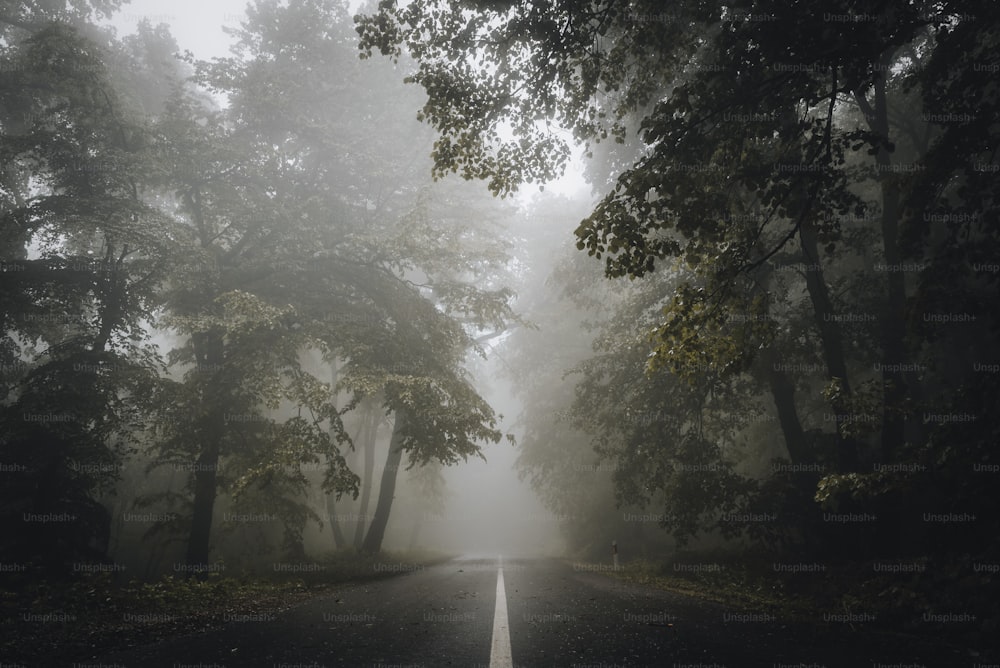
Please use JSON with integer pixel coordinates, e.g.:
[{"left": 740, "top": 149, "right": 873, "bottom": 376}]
[
  {"left": 1, "top": 0, "right": 518, "bottom": 573},
  {"left": 358, "top": 0, "right": 1000, "bottom": 589},
  {"left": 1, "top": 0, "right": 997, "bottom": 658}
]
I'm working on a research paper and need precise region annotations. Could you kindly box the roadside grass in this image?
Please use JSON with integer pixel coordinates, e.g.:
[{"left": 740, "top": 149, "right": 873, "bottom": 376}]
[
  {"left": 1, "top": 549, "right": 454, "bottom": 663},
  {"left": 579, "top": 549, "right": 998, "bottom": 652},
  {"left": 582, "top": 551, "right": 824, "bottom": 620}
]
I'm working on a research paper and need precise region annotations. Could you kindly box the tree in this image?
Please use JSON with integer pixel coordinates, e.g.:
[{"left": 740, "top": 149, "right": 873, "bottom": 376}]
[
  {"left": 358, "top": 0, "right": 1000, "bottom": 560},
  {"left": 503, "top": 194, "right": 671, "bottom": 556},
  {"left": 139, "top": 0, "right": 519, "bottom": 564},
  {"left": 0, "top": 22, "right": 174, "bottom": 571},
  {"left": 0, "top": 0, "right": 123, "bottom": 37}
]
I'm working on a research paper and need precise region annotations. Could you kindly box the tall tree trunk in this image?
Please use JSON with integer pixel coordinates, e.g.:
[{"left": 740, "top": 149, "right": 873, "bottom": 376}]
[
  {"left": 798, "top": 219, "right": 861, "bottom": 472},
  {"left": 354, "top": 402, "right": 380, "bottom": 549},
  {"left": 761, "top": 345, "right": 811, "bottom": 466},
  {"left": 184, "top": 330, "right": 225, "bottom": 574},
  {"left": 754, "top": 265, "right": 811, "bottom": 466},
  {"left": 325, "top": 360, "right": 346, "bottom": 549},
  {"left": 326, "top": 494, "right": 347, "bottom": 549},
  {"left": 185, "top": 425, "right": 222, "bottom": 573},
  {"left": 360, "top": 409, "right": 407, "bottom": 554},
  {"left": 856, "top": 58, "right": 908, "bottom": 463}
]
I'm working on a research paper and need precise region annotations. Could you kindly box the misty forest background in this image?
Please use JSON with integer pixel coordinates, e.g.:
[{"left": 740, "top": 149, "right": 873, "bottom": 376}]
[{"left": 2, "top": 0, "right": 999, "bottom": 650}]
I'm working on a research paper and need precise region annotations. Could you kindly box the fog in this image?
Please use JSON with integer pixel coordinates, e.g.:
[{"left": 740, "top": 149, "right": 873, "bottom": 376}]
[
  {"left": 3, "top": 1, "right": 998, "bottom": 663},
  {"left": 385, "top": 371, "right": 565, "bottom": 559},
  {"left": 102, "top": 0, "right": 586, "bottom": 566},
  {"left": 109, "top": 0, "right": 250, "bottom": 61}
]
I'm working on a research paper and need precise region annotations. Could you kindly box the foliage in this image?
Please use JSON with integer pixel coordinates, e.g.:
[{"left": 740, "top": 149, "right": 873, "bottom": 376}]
[
  {"left": 372, "top": 0, "right": 1000, "bottom": 567},
  {"left": 1, "top": 0, "right": 520, "bottom": 571},
  {"left": 0, "top": 21, "right": 173, "bottom": 568}
]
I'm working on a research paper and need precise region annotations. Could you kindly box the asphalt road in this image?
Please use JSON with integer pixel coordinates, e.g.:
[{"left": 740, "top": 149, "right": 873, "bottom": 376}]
[{"left": 85, "top": 555, "right": 969, "bottom": 668}]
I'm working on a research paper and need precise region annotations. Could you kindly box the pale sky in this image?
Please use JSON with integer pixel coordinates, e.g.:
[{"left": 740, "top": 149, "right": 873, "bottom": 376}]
[
  {"left": 107, "top": 0, "right": 250, "bottom": 61},
  {"left": 104, "top": 0, "right": 589, "bottom": 198}
]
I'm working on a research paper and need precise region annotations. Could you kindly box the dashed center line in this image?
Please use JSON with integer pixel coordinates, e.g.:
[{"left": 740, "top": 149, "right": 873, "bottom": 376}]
[{"left": 489, "top": 555, "right": 513, "bottom": 668}]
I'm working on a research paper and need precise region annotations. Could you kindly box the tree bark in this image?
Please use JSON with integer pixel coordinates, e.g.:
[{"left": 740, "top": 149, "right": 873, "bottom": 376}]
[
  {"left": 360, "top": 409, "right": 407, "bottom": 554},
  {"left": 855, "top": 59, "right": 908, "bottom": 463},
  {"left": 753, "top": 264, "right": 811, "bottom": 466},
  {"left": 798, "top": 219, "right": 861, "bottom": 472},
  {"left": 325, "top": 360, "right": 347, "bottom": 550},
  {"left": 184, "top": 330, "right": 225, "bottom": 575},
  {"left": 354, "top": 402, "right": 380, "bottom": 549},
  {"left": 761, "top": 345, "right": 811, "bottom": 465},
  {"left": 326, "top": 494, "right": 347, "bottom": 549}
]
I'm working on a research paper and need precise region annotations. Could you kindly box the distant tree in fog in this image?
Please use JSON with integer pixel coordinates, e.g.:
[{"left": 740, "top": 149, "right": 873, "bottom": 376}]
[{"left": 0, "top": 0, "right": 521, "bottom": 571}]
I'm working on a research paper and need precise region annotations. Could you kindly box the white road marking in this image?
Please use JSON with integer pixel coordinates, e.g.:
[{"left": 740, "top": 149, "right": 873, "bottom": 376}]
[{"left": 489, "top": 556, "right": 513, "bottom": 668}]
